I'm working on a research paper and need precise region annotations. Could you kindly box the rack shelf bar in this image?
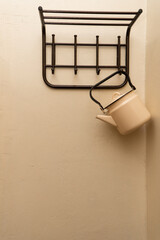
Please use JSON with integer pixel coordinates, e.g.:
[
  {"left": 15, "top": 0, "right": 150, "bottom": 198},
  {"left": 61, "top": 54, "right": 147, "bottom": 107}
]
[
  {"left": 43, "top": 16, "right": 133, "bottom": 21},
  {"left": 42, "top": 9, "right": 138, "bottom": 15},
  {"left": 44, "top": 22, "right": 129, "bottom": 26}
]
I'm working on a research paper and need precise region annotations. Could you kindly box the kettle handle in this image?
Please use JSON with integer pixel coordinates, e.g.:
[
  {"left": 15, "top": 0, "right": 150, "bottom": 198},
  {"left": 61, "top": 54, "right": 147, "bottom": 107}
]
[{"left": 89, "top": 70, "right": 136, "bottom": 111}]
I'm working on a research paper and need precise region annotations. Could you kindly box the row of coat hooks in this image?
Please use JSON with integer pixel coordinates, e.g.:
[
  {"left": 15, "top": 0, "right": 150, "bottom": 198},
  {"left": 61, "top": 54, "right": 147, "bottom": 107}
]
[
  {"left": 50, "top": 34, "right": 124, "bottom": 75},
  {"left": 38, "top": 6, "right": 142, "bottom": 88}
]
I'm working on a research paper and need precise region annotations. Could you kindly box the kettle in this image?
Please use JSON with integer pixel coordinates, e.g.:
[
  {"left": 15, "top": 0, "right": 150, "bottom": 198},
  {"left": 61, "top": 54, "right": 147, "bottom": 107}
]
[{"left": 90, "top": 70, "right": 151, "bottom": 135}]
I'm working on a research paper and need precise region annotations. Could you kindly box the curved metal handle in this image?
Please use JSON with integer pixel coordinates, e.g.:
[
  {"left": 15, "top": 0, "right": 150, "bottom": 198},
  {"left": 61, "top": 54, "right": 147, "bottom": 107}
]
[{"left": 89, "top": 70, "right": 136, "bottom": 110}]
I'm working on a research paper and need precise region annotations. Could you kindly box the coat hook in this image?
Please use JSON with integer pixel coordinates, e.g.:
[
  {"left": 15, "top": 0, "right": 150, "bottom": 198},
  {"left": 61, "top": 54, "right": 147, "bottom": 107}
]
[
  {"left": 96, "top": 35, "right": 100, "bottom": 75},
  {"left": 117, "top": 36, "right": 121, "bottom": 74},
  {"left": 74, "top": 35, "right": 78, "bottom": 75},
  {"left": 52, "top": 34, "right": 55, "bottom": 74}
]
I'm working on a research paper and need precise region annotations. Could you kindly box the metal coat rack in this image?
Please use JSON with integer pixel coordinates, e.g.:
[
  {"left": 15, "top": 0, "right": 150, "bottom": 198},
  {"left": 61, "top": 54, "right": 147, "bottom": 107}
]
[{"left": 38, "top": 6, "right": 142, "bottom": 89}]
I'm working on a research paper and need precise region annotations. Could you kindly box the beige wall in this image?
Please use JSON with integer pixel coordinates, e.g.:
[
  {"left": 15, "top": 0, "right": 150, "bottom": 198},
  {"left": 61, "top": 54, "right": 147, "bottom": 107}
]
[
  {"left": 146, "top": 0, "right": 160, "bottom": 239},
  {"left": 0, "top": 0, "right": 147, "bottom": 240}
]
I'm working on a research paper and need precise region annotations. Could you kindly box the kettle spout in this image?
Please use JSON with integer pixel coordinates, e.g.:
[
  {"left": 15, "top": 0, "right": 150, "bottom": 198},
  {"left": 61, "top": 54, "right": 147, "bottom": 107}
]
[{"left": 96, "top": 115, "right": 117, "bottom": 127}]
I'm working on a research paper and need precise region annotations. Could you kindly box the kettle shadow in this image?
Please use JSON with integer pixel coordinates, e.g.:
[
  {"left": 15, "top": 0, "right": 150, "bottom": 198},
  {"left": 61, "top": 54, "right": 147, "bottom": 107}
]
[{"left": 98, "top": 119, "right": 150, "bottom": 162}]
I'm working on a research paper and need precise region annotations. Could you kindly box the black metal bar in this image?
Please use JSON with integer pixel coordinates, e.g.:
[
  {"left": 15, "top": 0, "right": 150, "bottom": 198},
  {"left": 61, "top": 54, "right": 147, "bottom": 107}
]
[
  {"left": 74, "top": 35, "right": 77, "bottom": 74},
  {"left": 46, "top": 42, "right": 126, "bottom": 47},
  {"left": 96, "top": 36, "right": 100, "bottom": 75},
  {"left": 35, "top": 83, "right": 126, "bottom": 89},
  {"left": 42, "top": 9, "right": 138, "bottom": 15},
  {"left": 125, "top": 9, "right": 143, "bottom": 75},
  {"left": 128, "top": 9, "right": 143, "bottom": 28},
  {"left": 51, "top": 34, "right": 55, "bottom": 74},
  {"left": 43, "top": 16, "right": 133, "bottom": 21},
  {"left": 39, "top": 7, "right": 50, "bottom": 87},
  {"left": 38, "top": 7, "right": 45, "bottom": 26},
  {"left": 117, "top": 36, "right": 121, "bottom": 71},
  {"left": 46, "top": 64, "right": 126, "bottom": 68},
  {"left": 126, "top": 30, "right": 130, "bottom": 75},
  {"left": 45, "top": 22, "right": 129, "bottom": 26},
  {"left": 40, "top": 72, "right": 128, "bottom": 89}
]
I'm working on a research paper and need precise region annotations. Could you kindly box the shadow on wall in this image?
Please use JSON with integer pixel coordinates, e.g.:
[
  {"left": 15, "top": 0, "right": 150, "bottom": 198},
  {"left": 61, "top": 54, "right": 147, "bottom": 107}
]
[{"left": 93, "top": 117, "right": 149, "bottom": 159}]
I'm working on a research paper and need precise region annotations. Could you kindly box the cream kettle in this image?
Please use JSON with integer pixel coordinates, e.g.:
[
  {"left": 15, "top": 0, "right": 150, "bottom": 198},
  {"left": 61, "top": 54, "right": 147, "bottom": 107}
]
[{"left": 90, "top": 70, "right": 151, "bottom": 135}]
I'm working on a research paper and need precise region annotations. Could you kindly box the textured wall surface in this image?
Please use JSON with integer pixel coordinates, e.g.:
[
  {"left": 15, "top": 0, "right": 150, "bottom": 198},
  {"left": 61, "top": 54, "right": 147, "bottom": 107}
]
[
  {"left": 0, "top": 0, "right": 147, "bottom": 240},
  {"left": 146, "top": 0, "right": 160, "bottom": 239}
]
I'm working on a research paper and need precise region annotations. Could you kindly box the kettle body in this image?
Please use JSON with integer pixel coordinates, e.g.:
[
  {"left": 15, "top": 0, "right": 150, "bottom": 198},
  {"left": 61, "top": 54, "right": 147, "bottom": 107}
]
[{"left": 97, "top": 90, "right": 151, "bottom": 135}]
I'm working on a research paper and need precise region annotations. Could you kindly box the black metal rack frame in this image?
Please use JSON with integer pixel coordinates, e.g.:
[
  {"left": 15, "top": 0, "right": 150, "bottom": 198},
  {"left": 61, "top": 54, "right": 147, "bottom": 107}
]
[{"left": 38, "top": 7, "right": 142, "bottom": 89}]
